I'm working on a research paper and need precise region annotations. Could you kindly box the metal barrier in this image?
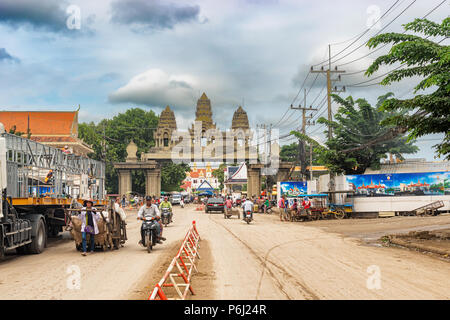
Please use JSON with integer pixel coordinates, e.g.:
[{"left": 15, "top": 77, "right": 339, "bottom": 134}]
[{"left": 148, "top": 221, "right": 201, "bottom": 300}]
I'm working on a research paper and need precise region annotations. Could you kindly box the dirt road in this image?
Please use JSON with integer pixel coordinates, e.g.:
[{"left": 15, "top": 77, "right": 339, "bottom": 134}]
[
  {"left": 192, "top": 209, "right": 450, "bottom": 300},
  {"left": 1, "top": 206, "right": 449, "bottom": 300},
  {"left": 0, "top": 207, "right": 191, "bottom": 299}
]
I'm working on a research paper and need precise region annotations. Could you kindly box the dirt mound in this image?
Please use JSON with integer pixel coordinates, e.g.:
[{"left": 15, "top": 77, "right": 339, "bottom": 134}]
[{"left": 384, "top": 229, "right": 450, "bottom": 257}]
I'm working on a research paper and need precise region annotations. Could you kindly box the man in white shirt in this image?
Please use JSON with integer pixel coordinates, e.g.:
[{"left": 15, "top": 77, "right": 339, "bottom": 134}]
[
  {"left": 241, "top": 197, "right": 254, "bottom": 220},
  {"left": 137, "top": 196, "right": 166, "bottom": 245}
]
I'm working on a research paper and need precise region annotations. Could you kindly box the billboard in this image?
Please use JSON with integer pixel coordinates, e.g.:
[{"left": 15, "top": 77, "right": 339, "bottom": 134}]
[
  {"left": 346, "top": 171, "right": 450, "bottom": 197},
  {"left": 279, "top": 181, "right": 307, "bottom": 197}
]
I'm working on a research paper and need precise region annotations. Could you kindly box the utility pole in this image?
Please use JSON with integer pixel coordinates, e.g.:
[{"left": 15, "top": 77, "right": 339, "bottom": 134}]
[
  {"left": 291, "top": 88, "right": 318, "bottom": 180},
  {"left": 311, "top": 44, "right": 346, "bottom": 200}
]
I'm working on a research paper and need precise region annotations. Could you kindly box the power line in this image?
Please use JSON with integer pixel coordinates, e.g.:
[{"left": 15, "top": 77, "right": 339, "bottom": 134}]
[
  {"left": 311, "top": 0, "right": 403, "bottom": 67},
  {"left": 319, "top": 0, "right": 417, "bottom": 68},
  {"left": 344, "top": 36, "right": 447, "bottom": 87},
  {"left": 336, "top": 0, "right": 448, "bottom": 68}
]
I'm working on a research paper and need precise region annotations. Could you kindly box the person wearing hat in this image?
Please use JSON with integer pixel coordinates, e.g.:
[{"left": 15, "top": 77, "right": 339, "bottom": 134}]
[{"left": 80, "top": 199, "right": 101, "bottom": 256}]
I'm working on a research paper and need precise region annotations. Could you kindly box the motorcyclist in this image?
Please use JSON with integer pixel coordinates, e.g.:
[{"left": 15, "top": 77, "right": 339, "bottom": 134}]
[
  {"left": 241, "top": 197, "right": 254, "bottom": 220},
  {"left": 159, "top": 196, "right": 173, "bottom": 222},
  {"left": 137, "top": 196, "right": 166, "bottom": 245}
]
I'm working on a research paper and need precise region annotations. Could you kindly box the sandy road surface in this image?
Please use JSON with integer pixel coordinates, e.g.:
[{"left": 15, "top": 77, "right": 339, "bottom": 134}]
[
  {"left": 0, "top": 207, "right": 193, "bottom": 299},
  {"left": 191, "top": 210, "right": 450, "bottom": 300},
  {"left": 1, "top": 205, "right": 449, "bottom": 300}
]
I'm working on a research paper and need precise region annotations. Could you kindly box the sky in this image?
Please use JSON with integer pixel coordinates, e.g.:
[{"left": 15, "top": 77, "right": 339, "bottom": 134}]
[{"left": 0, "top": 0, "right": 448, "bottom": 160}]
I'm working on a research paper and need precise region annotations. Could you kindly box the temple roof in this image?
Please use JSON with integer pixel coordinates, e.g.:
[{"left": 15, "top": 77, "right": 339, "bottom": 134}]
[
  {"left": 194, "top": 92, "right": 215, "bottom": 130},
  {"left": 231, "top": 106, "right": 249, "bottom": 130},
  {"left": 157, "top": 105, "right": 177, "bottom": 130}
]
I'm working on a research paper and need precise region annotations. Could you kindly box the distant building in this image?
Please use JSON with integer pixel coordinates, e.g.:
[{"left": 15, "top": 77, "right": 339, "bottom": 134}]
[
  {"left": 181, "top": 162, "right": 220, "bottom": 193},
  {"left": 0, "top": 110, "right": 93, "bottom": 156}
]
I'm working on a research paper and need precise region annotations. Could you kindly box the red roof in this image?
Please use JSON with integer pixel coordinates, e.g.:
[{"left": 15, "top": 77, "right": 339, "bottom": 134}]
[
  {"left": 189, "top": 169, "right": 207, "bottom": 178},
  {"left": 0, "top": 111, "right": 77, "bottom": 136}
]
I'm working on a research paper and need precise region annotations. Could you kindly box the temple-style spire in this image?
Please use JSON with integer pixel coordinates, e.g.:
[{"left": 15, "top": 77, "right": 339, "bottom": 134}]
[
  {"left": 194, "top": 92, "right": 215, "bottom": 130},
  {"left": 231, "top": 105, "right": 249, "bottom": 130}
]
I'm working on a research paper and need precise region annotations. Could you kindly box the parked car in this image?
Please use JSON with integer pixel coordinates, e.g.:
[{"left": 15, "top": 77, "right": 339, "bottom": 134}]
[{"left": 205, "top": 197, "right": 225, "bottom": 213}]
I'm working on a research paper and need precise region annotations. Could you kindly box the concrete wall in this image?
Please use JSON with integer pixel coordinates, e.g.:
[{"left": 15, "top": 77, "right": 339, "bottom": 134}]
[{"left": 353, "top": 195, "right": 450, "bottom": 213}]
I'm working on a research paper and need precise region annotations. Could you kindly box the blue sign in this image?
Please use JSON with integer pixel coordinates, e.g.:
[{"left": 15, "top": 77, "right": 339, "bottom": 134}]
[{"left": 280, "top": 181, "right": 307, "bottom": 197}]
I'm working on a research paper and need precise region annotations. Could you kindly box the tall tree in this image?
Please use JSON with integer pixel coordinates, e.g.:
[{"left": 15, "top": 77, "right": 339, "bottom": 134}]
[
  {"left": 280, "top": 142, "right": 320, "bottom": 164},
  {"left": 212, "top": 163, "right": 227, "bottom": 191},
  {"left": 366, "top": 17, "right": 450, "bottom": 159},
  {"left": 79, "top": 108, "right": 159, "bottom": 194},
  {"left": 294, "top": 93, "right": 418, "bottom": 174},
  {"left": 161, "top": 163, "right": 189, "bottom": 192}
]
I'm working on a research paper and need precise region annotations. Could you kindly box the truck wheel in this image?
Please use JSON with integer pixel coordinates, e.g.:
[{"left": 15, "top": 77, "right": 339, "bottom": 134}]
[{"left": 27, "top": 219, "right": 46, "bottom": 254}]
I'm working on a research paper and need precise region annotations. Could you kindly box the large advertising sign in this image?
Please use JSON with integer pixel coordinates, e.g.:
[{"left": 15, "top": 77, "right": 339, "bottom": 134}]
[
  {"left": 280, "top": 181, "right": 307, "bottom": 197},
  {"left": 346, "top": 171, "right": 450, "bottom": 197}
]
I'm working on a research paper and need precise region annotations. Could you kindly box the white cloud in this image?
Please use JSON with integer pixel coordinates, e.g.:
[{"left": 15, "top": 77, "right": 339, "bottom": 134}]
[{"left": 108, "top": 68, "right": 198, "bottom": 109}]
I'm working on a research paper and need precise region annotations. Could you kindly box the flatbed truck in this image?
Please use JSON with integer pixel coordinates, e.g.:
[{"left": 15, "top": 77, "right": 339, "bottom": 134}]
[{"left": 0, "top": 123, "right": 106, "bottom": 258}]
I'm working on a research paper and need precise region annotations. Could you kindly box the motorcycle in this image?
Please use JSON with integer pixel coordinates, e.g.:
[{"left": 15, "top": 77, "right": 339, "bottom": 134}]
[
  {"left": 161, "top": 208, "right": 172, "bottom": 227},
  {"left": 141, "top": 216, "right": 159, "bottom": 253},
  {"left": 244, "top": 210, "right": 253, "bottom": 224}
]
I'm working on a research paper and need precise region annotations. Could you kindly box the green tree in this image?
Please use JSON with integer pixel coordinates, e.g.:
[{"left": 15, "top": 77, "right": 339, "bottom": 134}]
[
  {"left": 280, "top": 142, "right": 320, "bottom": 164},
  {"left": 161, "top": 163, "right": 189, "bottom": 192},
  {"left": 79, "top": 108, "right": 159, "bottom": 194},
  {"left": 294, "top": 93, "right": 418, "bottom": 174},
  {"left": 212, "top": 163, "right": 227, "bottom": 191},
  {"left": 366, "top": 17, "right": 450, "bottom": 159},
  {"left": 280, "top": 143, "right": 298, "bottom": 162}
]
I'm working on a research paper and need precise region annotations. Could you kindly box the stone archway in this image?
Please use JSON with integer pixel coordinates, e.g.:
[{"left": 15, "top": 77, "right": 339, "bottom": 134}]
[{"left": 113, "top": 140, "right": 162, "bottom": 198}]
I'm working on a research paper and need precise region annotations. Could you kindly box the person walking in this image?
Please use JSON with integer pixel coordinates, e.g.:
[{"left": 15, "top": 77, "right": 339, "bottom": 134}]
[
  {"left": 264, "top": 197, "right": 269, "bottom": 214},
  {"left": 278, "top": 195, "right": 288, "bottom": 221},
  {"left": 80, "top": 199, "right": 101, "bottom": 256}
]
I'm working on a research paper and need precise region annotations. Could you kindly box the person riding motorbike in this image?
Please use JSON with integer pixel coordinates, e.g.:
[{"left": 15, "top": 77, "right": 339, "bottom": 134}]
[
  {"left": 225, "top": 197, "right": 233, "bottom": 215},
  {"left": 159, "top": 196, "right": 173, "bottom": 222},
  {"left": 137, "top": 196, "right": 166, "bottom": 245},
  {"left": 241, "top": 197, "right": 254, "bottom": 221}
]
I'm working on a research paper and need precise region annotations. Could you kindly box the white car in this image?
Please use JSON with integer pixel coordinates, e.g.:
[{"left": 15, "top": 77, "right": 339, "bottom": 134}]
[{"left": 170, "top": 194, "right": 182, "bottom": 205}]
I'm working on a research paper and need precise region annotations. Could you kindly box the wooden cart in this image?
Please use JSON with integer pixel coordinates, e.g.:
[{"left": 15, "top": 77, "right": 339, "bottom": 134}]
[
  {"left": 65, "top": 200, "right": 127, "bottom": 251},
  {"left": 290, "top": 194, "right": 328, "bottom": 221},
  {"left": 224, "top": 206, "right": 241, "bottom": 219}
]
